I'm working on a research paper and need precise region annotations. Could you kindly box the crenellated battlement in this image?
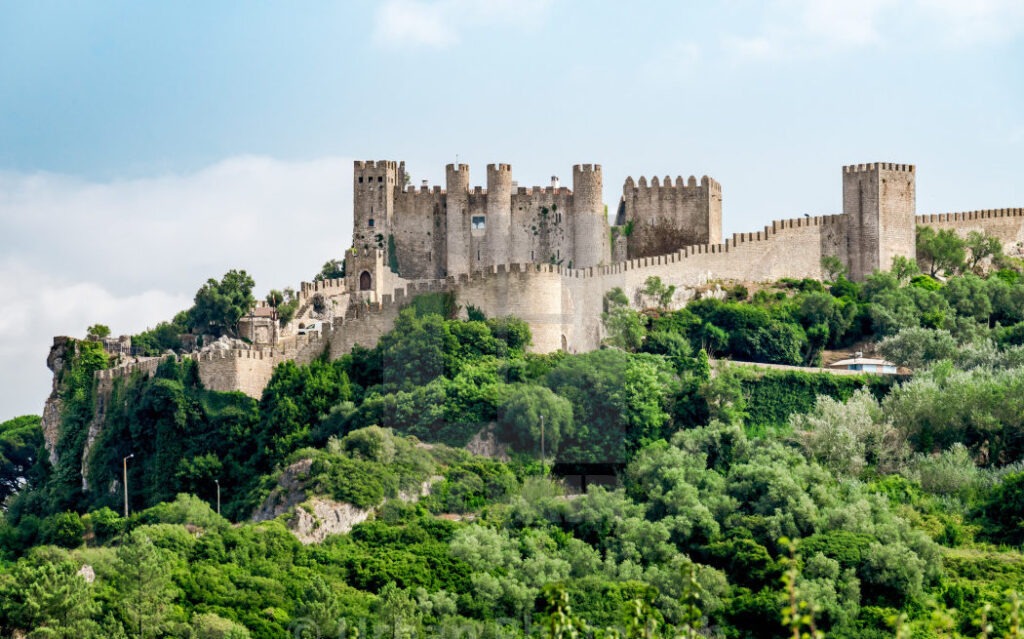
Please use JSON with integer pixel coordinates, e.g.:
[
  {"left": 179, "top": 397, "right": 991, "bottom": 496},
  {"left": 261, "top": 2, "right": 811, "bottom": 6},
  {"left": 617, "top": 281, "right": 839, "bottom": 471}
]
[
  {"left": 916, "top": 208, "right": 1024, "bottom": 223},
  {"left": 403, "top": 185, "right": 444, "bottom": 194},
  {"left": 624, "top": 174, "right": 719, "bottom": 195},
  {"left": 843, "top": 162, "right": 915, "bottom": 174},
  {"left": 67, "top": 157, "right": 1022, "bottom": 407},
  {"left": 354, "top": 160, "right": 398, "bottom": 171}
]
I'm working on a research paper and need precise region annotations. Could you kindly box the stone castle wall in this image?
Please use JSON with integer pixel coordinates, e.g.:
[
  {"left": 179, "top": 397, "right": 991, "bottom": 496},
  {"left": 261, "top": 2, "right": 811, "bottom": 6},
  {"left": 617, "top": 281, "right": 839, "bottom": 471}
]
[
  {"left": 842, "top": 163, "right": 916, "bottom": 279},
  {"left": 85, "top": 160, "right": 1020, "bottom": 404},
  {"left": 365, "top": 162, "right": 610, "bottom": 281},
  {"left": 393, "top": 186, "right": 446, "bottom": 279},
  {"left": 621, "top": 174, "right": 722, "bottom": 259},
  {"left": 916, "top": 208, "right": 1024, "bottom": 255},
  {"left": 95, "top": 349, "right": 277, "bottom": 399}
]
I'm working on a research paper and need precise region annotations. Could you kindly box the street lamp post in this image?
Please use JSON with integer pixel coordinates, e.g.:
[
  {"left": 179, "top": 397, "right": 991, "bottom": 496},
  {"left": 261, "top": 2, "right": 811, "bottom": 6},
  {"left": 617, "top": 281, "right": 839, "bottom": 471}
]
[
  {"left": 122, "top": 453, "right": 134, "bottom": 518},
  {"left": 215, "top": 478, "right": 221, "bottom": 516}
]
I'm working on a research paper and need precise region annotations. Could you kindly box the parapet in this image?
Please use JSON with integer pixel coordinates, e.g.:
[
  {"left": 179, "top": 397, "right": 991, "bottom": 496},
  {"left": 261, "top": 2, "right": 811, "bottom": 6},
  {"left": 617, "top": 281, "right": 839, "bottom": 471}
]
[
  {"left": 843, "top": 162, "right": 915, "bottom": 174},
  {"left": 354, "top": 160, "right": 398, "bottom": 171},
  {"left": 486, "top": 163, "right": 512, "bottom": 173},
  {"left": 916, "top": 208, "right": 1024, "bottom": 224},
  {"left": 572, "top": 163, "right": 601, "bottom": 174},
  {"left": 446, "top": 163, "right": 470, "bottom": 192},
  {"left": 623, "top": 173, "right": 720, "bottom": 195}
]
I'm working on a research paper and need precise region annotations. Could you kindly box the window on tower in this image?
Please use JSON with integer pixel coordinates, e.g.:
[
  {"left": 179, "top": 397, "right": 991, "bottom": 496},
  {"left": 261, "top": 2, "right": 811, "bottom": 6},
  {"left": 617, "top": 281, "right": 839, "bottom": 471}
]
[
  {"left": 471, "top": 216, "right": 486, "bottom": 230},
  {"left": 368, "top": 218, "right": 375, "bottom": 227}
]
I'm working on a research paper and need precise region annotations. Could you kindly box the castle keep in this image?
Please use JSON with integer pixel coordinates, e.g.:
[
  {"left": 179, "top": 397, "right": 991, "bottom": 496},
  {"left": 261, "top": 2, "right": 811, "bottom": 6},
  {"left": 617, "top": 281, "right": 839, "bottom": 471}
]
[
  {"left": 75, "top": 160, "right": 1024, "bottom": 403},
  {"left": 349, "top": 161, "right": 611, "bottom": 284}
]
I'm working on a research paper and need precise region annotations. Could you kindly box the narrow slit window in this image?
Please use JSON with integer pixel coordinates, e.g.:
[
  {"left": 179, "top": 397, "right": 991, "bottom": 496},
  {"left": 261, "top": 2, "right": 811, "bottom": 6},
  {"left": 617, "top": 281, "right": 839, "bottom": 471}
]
[{"left": 368, "top": 218, "right": 375, "bottom": 227}]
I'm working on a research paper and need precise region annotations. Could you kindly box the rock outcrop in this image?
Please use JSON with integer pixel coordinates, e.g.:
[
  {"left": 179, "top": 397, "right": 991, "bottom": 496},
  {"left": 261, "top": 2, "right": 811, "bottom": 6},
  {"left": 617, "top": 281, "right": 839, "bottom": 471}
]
[{"left": 40, "top": 337, "right": 71, "bottom": 466}]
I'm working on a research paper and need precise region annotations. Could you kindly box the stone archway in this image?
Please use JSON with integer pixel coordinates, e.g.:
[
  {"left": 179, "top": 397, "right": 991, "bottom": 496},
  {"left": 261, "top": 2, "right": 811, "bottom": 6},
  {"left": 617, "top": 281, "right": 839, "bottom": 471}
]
[
  {"left": 561, "top": 334, "right": 568, "bottom": 352},
  {"left": 359, "top": 270, "right": 372, "bottom": 291}
]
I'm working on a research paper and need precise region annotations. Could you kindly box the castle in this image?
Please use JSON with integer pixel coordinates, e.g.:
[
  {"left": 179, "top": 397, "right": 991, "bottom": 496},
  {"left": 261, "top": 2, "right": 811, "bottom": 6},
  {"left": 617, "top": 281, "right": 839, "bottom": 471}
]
[{"left": 79, "top": 160, "right": 1024, "bottom": 403}]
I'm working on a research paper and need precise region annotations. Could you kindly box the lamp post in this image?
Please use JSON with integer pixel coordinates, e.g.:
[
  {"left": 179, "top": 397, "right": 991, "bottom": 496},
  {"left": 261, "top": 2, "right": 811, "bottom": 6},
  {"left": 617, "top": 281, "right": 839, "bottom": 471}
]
[
  {"left": 215, "top": 478, "right": 221, "bottom": 516},
  {"left": 122, "top": 453, "right": 134, "bottom": 518}
]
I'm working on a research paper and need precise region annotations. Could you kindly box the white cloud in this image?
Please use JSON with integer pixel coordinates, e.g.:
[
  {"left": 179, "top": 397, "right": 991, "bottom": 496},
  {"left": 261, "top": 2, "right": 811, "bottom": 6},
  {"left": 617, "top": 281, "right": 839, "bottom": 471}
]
[
  {"left": 0, "top": 260, "right": 192, "bottom": 420},
  {"left": 649, "top": 40, "right": 703, "bottom": 78},
  {"left": 372, "top": 0, "right": 553, "bottom": 49},
  {"left": 721, "top": 0, "right": 1023, "bottom": 61},
  {"left": 0, "top": 155, "right": 355, "bottom": 419},
  {"left": 915, "top": 0, "right": 1024, "bottom": 45},
  {"left": 722, "top": 0, "right": 895, "bottom": 61}
]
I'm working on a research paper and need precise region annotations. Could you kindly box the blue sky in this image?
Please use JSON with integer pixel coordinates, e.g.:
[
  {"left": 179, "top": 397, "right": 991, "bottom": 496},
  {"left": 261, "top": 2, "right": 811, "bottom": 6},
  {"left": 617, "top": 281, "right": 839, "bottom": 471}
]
[{"left": 0, "top": 0, "right": 1022, "bottom": 418}]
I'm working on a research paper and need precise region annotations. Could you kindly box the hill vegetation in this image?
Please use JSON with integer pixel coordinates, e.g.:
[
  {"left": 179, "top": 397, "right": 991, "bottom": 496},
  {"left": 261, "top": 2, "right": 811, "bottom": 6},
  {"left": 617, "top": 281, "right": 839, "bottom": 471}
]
[{"left": 1, "top": 236, "right": 1023, "bottom": 638}]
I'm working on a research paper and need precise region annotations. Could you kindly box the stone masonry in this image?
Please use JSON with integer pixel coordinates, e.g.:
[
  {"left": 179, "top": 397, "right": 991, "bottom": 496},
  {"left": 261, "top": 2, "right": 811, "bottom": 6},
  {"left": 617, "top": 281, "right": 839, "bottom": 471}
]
[{"left": 79, "top": 160, "right": 1022, "bottom": 402}]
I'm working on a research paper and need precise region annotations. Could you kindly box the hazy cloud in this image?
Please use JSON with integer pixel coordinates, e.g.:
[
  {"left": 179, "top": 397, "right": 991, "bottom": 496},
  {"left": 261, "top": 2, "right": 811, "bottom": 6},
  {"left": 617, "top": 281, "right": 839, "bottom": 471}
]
[
  {"left": 721, "top": 0, "right": 1023, "bottom": 61},
  {"left": 372, "top": 0, "right": 553, "bottom": 48},
  {"left": 0, "top": 155, "right": 355, "bottom": 418},
  {"left": 916, "top": 0, "right": 1024, "bottom": 45}
]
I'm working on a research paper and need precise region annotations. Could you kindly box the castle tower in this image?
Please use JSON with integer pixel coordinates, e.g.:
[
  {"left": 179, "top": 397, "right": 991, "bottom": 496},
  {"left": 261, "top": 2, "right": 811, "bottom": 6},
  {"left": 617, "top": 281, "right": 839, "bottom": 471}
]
[
  {"left": 486, "top": 164, "right": 513, "bottom": 267},
  {"left": 842, "top": 163, "right": 916, "bottom": 281},
  {"left": 353, "top": 161, "right": 397, "bottom": 252},
  {"left": 619, "top": 172, "right": 722, "bottom": 260},
  {"left": 445, "top": 164, "right": 470, "bottom": 276},
  {"left": 571, "top": 164, "right": 608, "bottom": 269}
]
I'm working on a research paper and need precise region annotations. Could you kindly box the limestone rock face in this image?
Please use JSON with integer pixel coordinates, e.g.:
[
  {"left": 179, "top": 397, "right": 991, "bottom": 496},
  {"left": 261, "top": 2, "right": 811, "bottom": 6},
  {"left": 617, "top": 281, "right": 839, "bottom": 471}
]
[
  {"left": 40, "top": 337, "right": 72, "bottom": 466},
  {"left": 251, "top": 458, "right": 440, "bottom": 544},
  {"left": 288, "top": 498, "right": 372, "bottom": 545},
  {"left": 204, "top": 335, "right": 251, "bottom": 351},
  {"left": 251, "top": 459, "right": 312, "bottom": 522}
]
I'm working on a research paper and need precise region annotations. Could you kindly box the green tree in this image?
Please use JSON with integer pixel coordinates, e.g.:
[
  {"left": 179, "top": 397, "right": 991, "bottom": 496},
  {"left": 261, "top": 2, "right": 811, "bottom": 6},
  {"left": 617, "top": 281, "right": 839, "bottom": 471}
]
[
  {"left": 916, "top": 226, "right": 966, "bottom": 277},
  {"left": 86, "top": 324, "right": 111, "bottom": 340},
  {"left": 497, "top": 384, "right": 574, "bottom": 456},
  {"left": 112, "top": 531, "right": 180, "bottom": 638},
  {"left": 965, "top": 230, "right": 1003, "bottom": 272},
  {"left": 821, "top": 255, "right": 847, "bottom": 281},
  {"left": 642, "top": 276, "right": 677, "bottom": 309},
  {"left": 189, "top": 269, "right": 256, "bottom": 337},
  {"left": 40, "top": 511, "right": 85, "bottom": 548},
  {"left": 314, "top": 259, "right": 345, "bottom": 281},
  {"left": 266, "top": 287, "right": 298, "bottom": 326},
  {"left": 791, "top": 389, "right": 905, "bottom": 477},
  {"left": 374, "top": 582, "right": 421, "bottom": 639},
  {"left": 0, "top": 554, "right": 99, "bottom": 638},
  {"left": 190, "top": 612, "right": 251, "bottom": 639},
  {"left": 0, "top": 415, "right": 42, "bottom": 504},
  {"left": 975, "top": 471, "right": 1024, "bottom": 545},
  {"left": 878, "top": 327, "right": 958, "bottom": 370}
]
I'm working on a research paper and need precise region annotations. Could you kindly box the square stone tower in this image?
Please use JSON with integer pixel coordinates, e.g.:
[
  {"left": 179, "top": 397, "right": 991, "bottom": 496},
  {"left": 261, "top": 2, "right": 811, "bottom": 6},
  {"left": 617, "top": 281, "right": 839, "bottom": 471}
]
[
  {"left": 352, "top": 160, "right": 400, "bottom": 252},
  {"left": 842, "top": 163, "right": 916, "bottom": 280}
]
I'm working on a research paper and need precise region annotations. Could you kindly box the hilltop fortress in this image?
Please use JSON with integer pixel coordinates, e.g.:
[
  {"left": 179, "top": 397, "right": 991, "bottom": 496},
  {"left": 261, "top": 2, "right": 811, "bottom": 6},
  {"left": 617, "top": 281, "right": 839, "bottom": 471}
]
[{"left": 80, "top": 160, "right": 1024, "bottom": 403}]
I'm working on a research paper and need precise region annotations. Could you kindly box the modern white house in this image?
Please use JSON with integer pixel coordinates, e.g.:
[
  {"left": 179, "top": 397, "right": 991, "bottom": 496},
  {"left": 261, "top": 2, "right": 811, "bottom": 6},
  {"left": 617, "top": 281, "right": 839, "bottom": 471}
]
[{"left": 828, "top": 352, "right": 899, "bottom": 374}]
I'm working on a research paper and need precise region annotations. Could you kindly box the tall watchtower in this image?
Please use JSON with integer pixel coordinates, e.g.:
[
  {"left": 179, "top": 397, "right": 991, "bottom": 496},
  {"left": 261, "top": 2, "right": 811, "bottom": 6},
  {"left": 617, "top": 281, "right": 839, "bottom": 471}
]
[
  {"left": 486, "top": 164, "right": 513, "bottom": 267},
  {"left": 353, "top": 161, "right": 399, "bottom": 252},
  {"left": 842, "top": 163, "right": 916, "bottom": 280},
  {"left": 445, "top": 164, "right": 471, "bottom": 276},
  {"left": 571, "top": 164, "right": 608, "bottom": 269}
]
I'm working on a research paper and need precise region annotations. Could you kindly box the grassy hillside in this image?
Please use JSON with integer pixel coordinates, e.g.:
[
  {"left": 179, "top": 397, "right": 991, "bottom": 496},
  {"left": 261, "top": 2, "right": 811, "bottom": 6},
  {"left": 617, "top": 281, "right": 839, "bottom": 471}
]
[{"left": 2, "top": 254, "right": 1024, "bottom": 638}]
